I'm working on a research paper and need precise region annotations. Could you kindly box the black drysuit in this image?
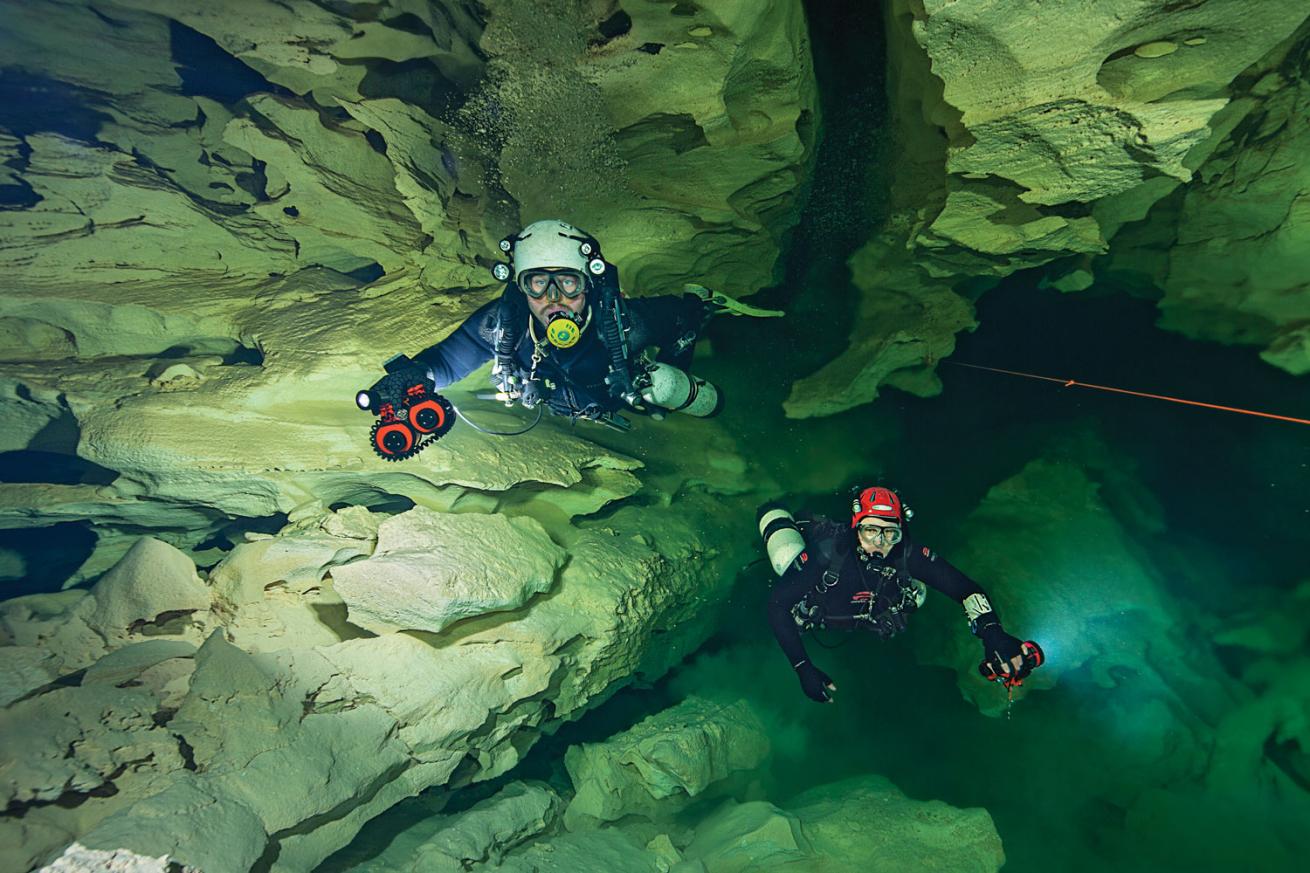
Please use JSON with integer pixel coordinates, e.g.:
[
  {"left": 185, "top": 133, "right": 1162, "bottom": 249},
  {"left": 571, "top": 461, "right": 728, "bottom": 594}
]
[
  {"left": 766, "top": 519, "right": 990, "bottom": 668},
  {"left": 413, "top": 290, "right": 705, "bottom": 419}
]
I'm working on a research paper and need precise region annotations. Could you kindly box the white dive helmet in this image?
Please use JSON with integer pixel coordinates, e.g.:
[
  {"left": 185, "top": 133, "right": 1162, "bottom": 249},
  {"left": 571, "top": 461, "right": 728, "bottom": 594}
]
[{"left": 510, "top": 220, "right": 595, "bottom": 285}]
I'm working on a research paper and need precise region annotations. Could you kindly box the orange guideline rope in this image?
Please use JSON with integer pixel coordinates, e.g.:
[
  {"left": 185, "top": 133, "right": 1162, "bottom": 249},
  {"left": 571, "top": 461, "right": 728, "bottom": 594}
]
[{"left": 947, "top": 361, "right": 1310, "bottom": 426}]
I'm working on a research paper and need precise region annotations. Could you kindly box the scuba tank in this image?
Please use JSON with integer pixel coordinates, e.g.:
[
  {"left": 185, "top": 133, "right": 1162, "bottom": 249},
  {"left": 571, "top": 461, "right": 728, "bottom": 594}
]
[
  {"left": 638, "top": 362, "right": 722, "bottom": 417},
  {"left": 758, "top": 505, "right": 807, "bottom": 575}
]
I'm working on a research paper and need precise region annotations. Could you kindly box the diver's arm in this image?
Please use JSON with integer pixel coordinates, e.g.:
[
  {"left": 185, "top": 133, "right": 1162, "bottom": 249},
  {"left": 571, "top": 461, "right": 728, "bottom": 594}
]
[
  {"left": 411, "top": 299, "right": 499, "bottom": 389},
  {"left": 907, "top": 544, "right": 1026, "bottom": 674},
  {"left": 625, "top": 294, "right": 708, "bottom": 369},
  {"left": 905, "top": 543, "right": 986, "bottom": 601},
  {"left": 766, "top": 564, "right": 817, "bottom": 667},
  {"left": 767, "top": 563, "right": 837, "bottom": 703},
  {"left": 759, "top": 505, "right": 836, "bottom": 702}
]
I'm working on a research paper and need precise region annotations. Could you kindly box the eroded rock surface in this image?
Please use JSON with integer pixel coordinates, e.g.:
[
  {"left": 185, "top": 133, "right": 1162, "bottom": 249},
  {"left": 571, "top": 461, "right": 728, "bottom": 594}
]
[
  {"left": 38, "top": 843, "right": 195, "bottom": 873},
  {"left": 563, "top": 695, "right": 771, "bottom": 828},
  {"left": 0, "top": 0, "right": 815, "bottom": 599},
  {"left": 1107, "top": 22, "right": 1310, "bottom": 375},
  {"left": 1, "top": 482, "right": 755, "bottom": 871},
  {"left": 331, "top": 509, "right": 564, "bottom": 635},
  {"left": 788, "top": 0, "right": 1310, "bottom": 416}
]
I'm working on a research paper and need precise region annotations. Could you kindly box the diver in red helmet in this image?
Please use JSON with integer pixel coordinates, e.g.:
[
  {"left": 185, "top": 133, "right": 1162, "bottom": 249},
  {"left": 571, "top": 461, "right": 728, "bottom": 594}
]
[{"left": 757, "top": 487, "right": 1041, "bottom": 703}]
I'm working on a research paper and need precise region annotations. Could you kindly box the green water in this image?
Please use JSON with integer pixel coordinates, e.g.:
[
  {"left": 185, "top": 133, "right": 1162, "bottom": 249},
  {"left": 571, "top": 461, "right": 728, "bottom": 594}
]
[
  {"left": 695, "top": 276, "right": 1310, "bottom": 873},
  {"left": 323, "top": 270, "right": 1309, "bottom": 873},
  {"left": 5, "top": 0, "right": 1306, "bottom": 868},
  {"left": 322, "top": 0, "right": 1309, "bottom": 868}
]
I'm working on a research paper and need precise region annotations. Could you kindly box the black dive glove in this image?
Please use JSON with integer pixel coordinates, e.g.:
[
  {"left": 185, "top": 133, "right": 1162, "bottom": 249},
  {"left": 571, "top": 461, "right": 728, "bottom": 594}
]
[
  {"left": 794, "top": 660, "right": 835, "bottom": 703},
  {"left": 358, "top": 358, "right": 434, "bottom": 413},
  {"left": 976, "top": 618, "right": 1026, "bottom": 680}
]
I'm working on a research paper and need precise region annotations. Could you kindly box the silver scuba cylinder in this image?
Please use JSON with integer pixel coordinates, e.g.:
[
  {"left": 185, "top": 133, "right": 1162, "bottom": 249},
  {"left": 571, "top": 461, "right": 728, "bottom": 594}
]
[
  {"left": 639, "top": 362, "right": 722, "bottom": 417},
  {"left": 758, "top": 507, "right": 806, "bottom": 576}
]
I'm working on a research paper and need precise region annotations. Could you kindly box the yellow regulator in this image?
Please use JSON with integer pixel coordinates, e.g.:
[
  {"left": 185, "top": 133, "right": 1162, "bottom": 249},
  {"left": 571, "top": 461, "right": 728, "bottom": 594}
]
[{"left": 545, "top": 312, "right": 583, "bottom": 348}]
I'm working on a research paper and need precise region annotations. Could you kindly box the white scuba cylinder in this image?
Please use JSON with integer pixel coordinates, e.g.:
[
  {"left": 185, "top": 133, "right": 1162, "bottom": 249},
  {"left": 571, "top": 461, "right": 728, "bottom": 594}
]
[
  {"left": 758, "top": 507, "right": 807, "bottom": 576},
  {"left": 639, "top": 362, "right": 721, "bottom": 417}
]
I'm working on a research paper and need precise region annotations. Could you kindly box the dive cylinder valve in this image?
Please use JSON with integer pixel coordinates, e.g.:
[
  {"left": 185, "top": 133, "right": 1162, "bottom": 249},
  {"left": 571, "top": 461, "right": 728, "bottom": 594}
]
[
  {"left": 758, "top": 506, "right": 806, "bottom": 576},
  {"left": 639, "top": 362, "right": 722, "bottom": 417}
]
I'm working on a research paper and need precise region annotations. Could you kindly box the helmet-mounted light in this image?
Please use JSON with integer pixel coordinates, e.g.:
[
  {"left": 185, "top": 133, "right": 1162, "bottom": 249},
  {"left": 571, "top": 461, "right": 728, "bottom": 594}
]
[{"left": 850, "top": 486, "right": 913, "bottom": 528}]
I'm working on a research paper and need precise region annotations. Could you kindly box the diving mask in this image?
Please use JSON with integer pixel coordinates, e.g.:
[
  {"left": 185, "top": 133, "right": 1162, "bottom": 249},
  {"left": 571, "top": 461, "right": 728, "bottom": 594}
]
[
  {"left": 520, "top": 268, "right": 586, "bottom": 300},
  {"left": 856, "top": 524, "right": 902, "bottom": 546}
]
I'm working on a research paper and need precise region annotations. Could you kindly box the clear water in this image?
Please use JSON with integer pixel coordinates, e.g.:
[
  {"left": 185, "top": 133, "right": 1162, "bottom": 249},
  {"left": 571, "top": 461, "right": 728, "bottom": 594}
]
[
  {"left": 5, "top": 1, "right": 1308, "bottom": 870},
  {"left": 324, "top": 1, "right": 1310, "bottom": 869},
  {"left": 325, "top": 265, "right": 1310, "bottom": 872}
]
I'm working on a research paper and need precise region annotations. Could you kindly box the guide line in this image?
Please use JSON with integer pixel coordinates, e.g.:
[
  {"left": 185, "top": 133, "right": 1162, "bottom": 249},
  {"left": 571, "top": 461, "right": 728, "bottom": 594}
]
[{"left": 947, "top": 361, "right": 1310, "bottom": 426}]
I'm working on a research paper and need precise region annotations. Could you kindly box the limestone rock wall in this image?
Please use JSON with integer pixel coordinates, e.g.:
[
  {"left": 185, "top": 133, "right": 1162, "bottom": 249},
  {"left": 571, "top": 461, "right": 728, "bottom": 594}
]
[
  {"left": 0, "top": 0, "right": 816, "bottom": 587},
  {"left": 350, "top": 713, "right": 1004, "bottom": 873},
  {"left": 787, "top": 0, "right": 1310, "bottom": 417},
  {"left": 0, "top": 2, "right": 816, "bottom": 867},
  {"left": 1105, "top": 21, "right": 1310, "bottom": 375},
  {"left": 0, "top": 482, "right": 759, "bottom": 871}
]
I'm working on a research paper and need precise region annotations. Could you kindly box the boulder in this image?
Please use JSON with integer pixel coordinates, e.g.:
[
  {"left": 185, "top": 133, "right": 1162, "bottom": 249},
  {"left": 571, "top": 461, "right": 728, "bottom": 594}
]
[
  {"left": 331, "top": 508, "right": 565, "bottom": 635},
  {"left": 86, "top": 539, "right": 210, "bottom": 642},
  {"left": 498, "top": 829, "right": 668, "bottom": 873},
  {"left": 785, "top": 775, "right": 1005, "bottom": 873},
  {"left": 565, "top": 696, "right": 771, "bottom": 828},
  {"left": 678, "top": 800, "right": 809, "bottom": 873},
  {"left": 351, "top": 781, "right": 563, "bottom": 873}
]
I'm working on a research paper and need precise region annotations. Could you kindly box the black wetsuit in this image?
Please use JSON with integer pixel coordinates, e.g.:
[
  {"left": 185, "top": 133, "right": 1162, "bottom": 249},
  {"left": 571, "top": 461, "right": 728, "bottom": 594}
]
[
  {"left": 414, "top": 291, "right": 705, "bottom": 419},
  {"left": 766, "top": 518, "right": 990, "bottom": 668}
]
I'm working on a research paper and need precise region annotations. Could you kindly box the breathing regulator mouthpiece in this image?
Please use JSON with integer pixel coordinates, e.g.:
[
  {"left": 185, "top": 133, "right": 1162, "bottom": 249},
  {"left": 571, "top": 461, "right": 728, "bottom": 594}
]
[
  {"left": 638, "top": 362, "right": 722, "bottom": 417},
  {"left": 759, "top": 506, "right": 806, "bottom": 576},
  {"left": 545, "top": 311, "right": 583, "bottom": 349}
]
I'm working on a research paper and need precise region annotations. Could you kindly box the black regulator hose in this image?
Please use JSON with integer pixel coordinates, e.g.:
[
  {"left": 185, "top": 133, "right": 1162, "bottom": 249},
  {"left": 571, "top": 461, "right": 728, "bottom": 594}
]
[
  {"left": 494, "top": 286, "right": 526, "bottom": 376},
  {"left": 596, "top": 267, "right": 637, "bottom": 404}
]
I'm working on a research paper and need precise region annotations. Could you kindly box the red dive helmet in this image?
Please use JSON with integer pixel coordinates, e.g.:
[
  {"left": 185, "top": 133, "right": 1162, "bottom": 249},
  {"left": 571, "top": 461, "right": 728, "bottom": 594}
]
[{"left": 851, "top": 486, "right": 908, "bottom": 528}]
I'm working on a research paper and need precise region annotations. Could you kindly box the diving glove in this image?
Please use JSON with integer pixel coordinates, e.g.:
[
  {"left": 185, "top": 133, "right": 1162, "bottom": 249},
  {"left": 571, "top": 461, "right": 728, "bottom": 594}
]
[
  {"left": 794, "top": 660, "right": 836, "bottom": 703},
  {"left": 358, "top": 358, "right": 433, "bottom": 413},
  {"left": 976, "top": 620, "right": 1026, "bottom": 680}
]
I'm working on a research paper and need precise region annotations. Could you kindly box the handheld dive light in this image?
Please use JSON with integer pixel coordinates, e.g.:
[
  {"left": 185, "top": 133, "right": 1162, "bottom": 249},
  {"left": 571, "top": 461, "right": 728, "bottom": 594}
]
[
  {"left": 979, "top": 640, "right": 1045, "bottom": 688},
  {"left": 356, "top": 355, "right": 455, "bottom": 461}
]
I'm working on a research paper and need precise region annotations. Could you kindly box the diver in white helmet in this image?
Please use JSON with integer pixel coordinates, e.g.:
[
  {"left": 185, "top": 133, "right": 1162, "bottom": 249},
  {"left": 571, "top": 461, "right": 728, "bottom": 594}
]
[{"left": 394, "top": 219, "right": 734, "bottom": 428}]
